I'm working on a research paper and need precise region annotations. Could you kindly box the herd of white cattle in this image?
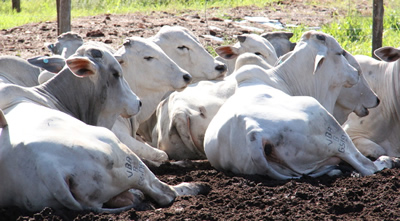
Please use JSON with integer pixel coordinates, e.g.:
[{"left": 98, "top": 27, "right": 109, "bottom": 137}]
[{"left": 1, "top": 25, "right": 400, "bottom": 212}]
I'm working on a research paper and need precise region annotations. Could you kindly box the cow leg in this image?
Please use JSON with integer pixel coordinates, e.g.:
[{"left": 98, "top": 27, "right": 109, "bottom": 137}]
[
  {"left": 172, "top": 182, "right": 210, "bottom": 196},
  {"left": 112, "top": 118, "right": 169, "bottom": 164},
  {"left": 119, "top": 151, "right": 209, "bottom": 207},
  {"left": 352, "top": 137, "right": 387, "bottom": 159}
]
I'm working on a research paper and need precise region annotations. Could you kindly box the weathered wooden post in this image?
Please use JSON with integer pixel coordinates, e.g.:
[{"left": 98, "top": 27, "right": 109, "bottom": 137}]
[
  {"left": 12, "top": 0, "right": 21, "bottom": 13},
  {"left": 57, "top": 0, "right": 71, "bottom": 36},
  {"left": 372, "top": 0, "right": 384, "bottom": 59}
]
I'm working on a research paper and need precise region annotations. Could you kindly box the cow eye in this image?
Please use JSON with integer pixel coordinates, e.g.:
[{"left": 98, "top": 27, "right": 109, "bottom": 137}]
[
  {"left": 337, "top": 50, "right": 346, "bottom": 56},
  {"left": 316, "top": 34, "right": 326, "bottom": 41},
  {"left": 113, "top": 71, "right": 120, "bottom": 78},
  {"left": 178, "top": 45, "right": 189, "bottom": 50},
  {"left": 254, "top": 52, "right": 262, "bottom": 56},
  {"left": 144, "top": 56, "right": 153, "bottom": 61}
]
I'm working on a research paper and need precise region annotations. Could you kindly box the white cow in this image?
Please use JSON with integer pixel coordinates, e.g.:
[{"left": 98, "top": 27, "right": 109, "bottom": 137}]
[
  {"left": 150, "top": 26, "right": 227, "bottom": 82},
  {"left": 0, "top": 55, "right": 41, "bottom": 87},
  {"left": 46, "top": 31, "right": 84, "bottom": 58},
  {"left": 1, "top": 44, "right": 141, "bottom": 129},
  {"left": 153, "top": 77, "right": 237, "bottom": 160},
  {"left": 203, "top": 31, "right": 399, "bottom": 179},
  {"left": 39, "top": 32, "right": 116, "bottom": 84},
  {"left": 111, "top": 37, "right": 192, "bottom": 163},
  {"left": 276, "top": 49, "right": 379, "bottom": 124},
  {"left": 152, "top": 53, "right": 271, "bottom": 160},
  {"left": 0, "top": 101, "right": 208, "bottom": 212},
  {"left": 344, "top": 46, "right": 400, "bottom": 159},
  {"left": 260, "top": 31, "right": 297, "bottom": 57},
  {"left": 137, "top": 26, "right": 228, "bottom": 143},
  {"left": 0, "top": 44, "right": 207, "bottom": 212},
  {"left": 153, "top": 30, "right": 361, "bottom": 160},
  {"left": 215, "top": 33, "right": 278, "bottom": 75}
]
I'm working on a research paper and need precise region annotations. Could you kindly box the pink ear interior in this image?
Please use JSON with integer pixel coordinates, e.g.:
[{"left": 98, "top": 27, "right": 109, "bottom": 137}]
[
  {"left": 66, "top": 57, "right": 96, "bottom": 78},
  {"left": 215, "top": 46, "right": 238, "bottom": 60},
  {"left": 374, "top": 47, "right": 400, "bottom": 62}
]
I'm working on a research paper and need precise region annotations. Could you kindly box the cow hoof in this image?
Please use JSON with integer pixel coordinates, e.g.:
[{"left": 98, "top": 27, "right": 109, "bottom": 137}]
[
  {"left": 173, "top": 182, "right": 211, "bottom": 196},
  {"left": 374, "top": 155, "right": 400, "bottom": 170},
  {"left": 390, "top": 157, "right": 400, "bottom": 168}
]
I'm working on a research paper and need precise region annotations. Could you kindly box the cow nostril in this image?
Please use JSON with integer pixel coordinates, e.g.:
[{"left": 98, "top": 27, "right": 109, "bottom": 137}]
[
  {"left": 183, "top": 74, "right": 192, "bottom": 83},
  {"left": 376, "top": 97, "right": 380, "bottom": 106},
  {"left": 215, "top": 64, "right": 227, "bottom": 72},
  {"left": 139, "top": 100, "right": 142, "bottom": 107}
]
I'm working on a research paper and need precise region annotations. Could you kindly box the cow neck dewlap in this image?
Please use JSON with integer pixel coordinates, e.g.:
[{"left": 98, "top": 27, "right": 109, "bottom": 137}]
[
  {"left": 134, "top": 90, "right": 166, "bottom": 125},
  {"left": 37, "top": 69, "right": 101, "bottom": 127},
  {"left": 386, "top": 61, "right": 400, "bottom": 122}
]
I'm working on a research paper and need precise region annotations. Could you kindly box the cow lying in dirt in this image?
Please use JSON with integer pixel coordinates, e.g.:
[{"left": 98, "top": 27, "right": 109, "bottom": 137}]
[{"left": 204, "top": 31, "right": 400, "bottom": 179}]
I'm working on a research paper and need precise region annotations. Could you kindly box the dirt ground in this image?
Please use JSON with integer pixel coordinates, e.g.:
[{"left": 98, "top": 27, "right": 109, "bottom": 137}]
[{"left": 2, "top": 1, "right": 399, "bottom": 220}]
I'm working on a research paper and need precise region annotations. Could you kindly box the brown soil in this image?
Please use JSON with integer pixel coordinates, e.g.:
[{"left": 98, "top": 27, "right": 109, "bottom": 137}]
[{"left": 2, "top": 1, "right": 397, "bottom": 220}]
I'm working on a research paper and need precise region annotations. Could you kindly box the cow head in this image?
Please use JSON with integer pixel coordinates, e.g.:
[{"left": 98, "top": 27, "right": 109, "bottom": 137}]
[
  {"left": 151, "top": 26, "right": 226, "bottom": 82},
  {"left": 300, "top": 31, "right": 359, "bottom": 88},
  {"left": 115, "top": 37, "right": 192, "bottom": 96},
  {"left": 261, "top": 31, "right": 296, "bottom": 57},
  {"left": 215, "top": 34, "right": 278, "bottom": 75},
  {"left": 46, "top": 32, "right": 83, "bottom": 58},
  {"left": 333, "top": 54, "right": 380, "bottom": 124}
]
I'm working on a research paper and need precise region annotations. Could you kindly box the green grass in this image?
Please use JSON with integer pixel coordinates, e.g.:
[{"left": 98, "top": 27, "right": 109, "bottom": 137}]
[
  {"left": 285, "top": 6, "right": 400, "bottom": 56},
  {"left": 0, "top": 0, "right": 399, "bottom": 56},
  {"left": 0, "top": 0, "right": 277, "bottom": 29}
]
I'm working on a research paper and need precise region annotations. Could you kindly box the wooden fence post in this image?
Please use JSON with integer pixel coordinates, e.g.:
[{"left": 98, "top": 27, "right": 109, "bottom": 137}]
[
  {"left": 372, "top": 0, "right": 384, "bottom": 59},
  {"left": 12, "top": 0, "right": 21, "bottom": 12},
  {"left": 57, "top": 0, "right": 71, "bottom": 36}
]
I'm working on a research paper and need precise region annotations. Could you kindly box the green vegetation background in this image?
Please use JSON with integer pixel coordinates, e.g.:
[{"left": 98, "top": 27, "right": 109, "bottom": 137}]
[{"left": 0, "top": 0, "right": 399, "bottom": 56}]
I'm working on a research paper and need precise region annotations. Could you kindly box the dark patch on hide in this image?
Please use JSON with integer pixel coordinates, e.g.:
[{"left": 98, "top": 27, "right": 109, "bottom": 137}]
[
  {"left": 99, "top": 83, "right": 108, "bottom": 105},
  {"left": 88, "top": 189, "right": 101, "bottom": 201},
  {"left": 93, "top": 171, "right": 103, "bottom": 184},
  {"left": 264, "top": 142, "right": 274, "bottom": 156},
  {"left": 106, "top": 160, "right": 114, "bottom": 170}
]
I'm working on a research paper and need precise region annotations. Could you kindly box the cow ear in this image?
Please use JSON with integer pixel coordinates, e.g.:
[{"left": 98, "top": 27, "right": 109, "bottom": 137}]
[
  {"left": 0, "top": 110, "right": 7, "bottom": 128},
  {"left": 27, "top": 56, "right": 66, "bottom": 73},
  {"left": 313, "top": 47, "right": 327, "bottom": 74},
  {"left": 215, "top": 46, "right": 240, "bottom": 60},
  {"left": 66, "top": 57, "right": 96, "bottom": 78},
  {"left": 290, "top": 42, "right": 297, "bottom": 51},
  {"left": 45, "top": 43, "right": 57, "bottom": 54},
  {"left": 237, "top": 35, "right": 247, "bottom": 43},
  {"left": 374, "top": 47, "right": 400, "bottom": 62}
]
